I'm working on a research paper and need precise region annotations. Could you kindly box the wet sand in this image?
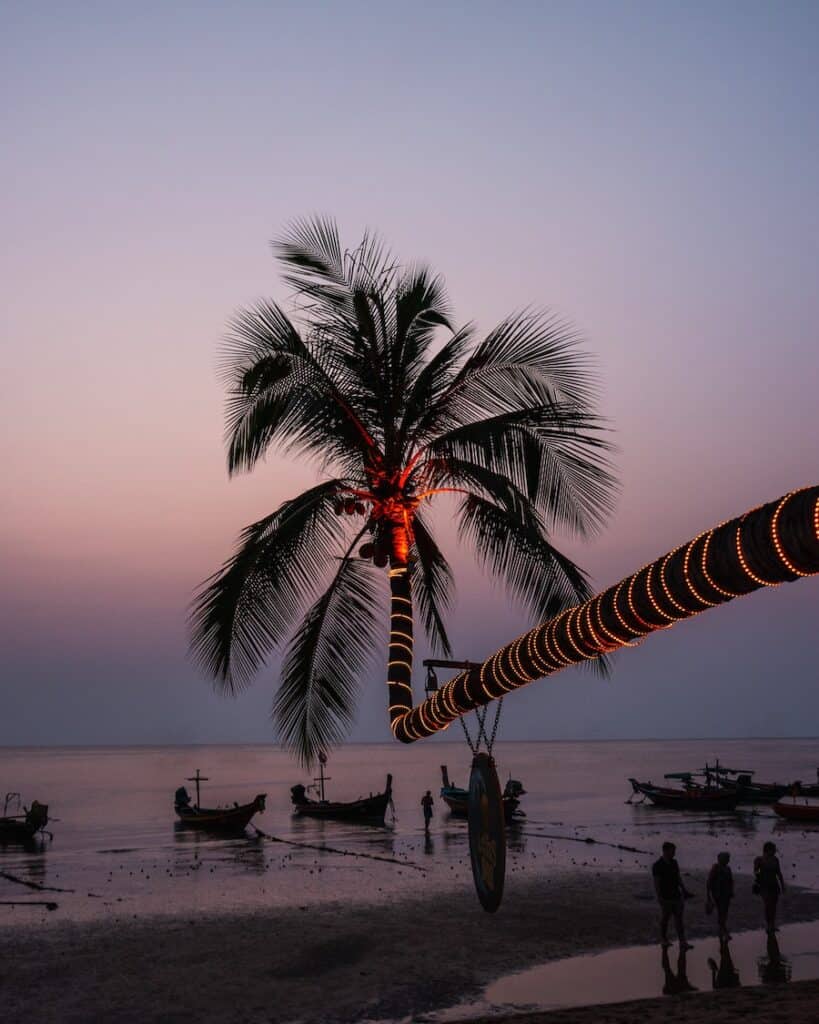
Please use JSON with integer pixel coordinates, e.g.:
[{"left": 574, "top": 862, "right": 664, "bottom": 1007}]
[
  {"left": 480, "top": 979, "right": 819, "bottom": 1024},
  {"left": 4, "top": 871, "right": 819, "bottom": 1022}
]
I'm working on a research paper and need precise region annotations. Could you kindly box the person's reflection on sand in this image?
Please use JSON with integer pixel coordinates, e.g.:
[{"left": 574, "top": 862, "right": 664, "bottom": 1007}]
[
  {"left": 708, "top": 939, "right": 741, "bottom": 989},
  {"left": 423, "top": 832, "right": 434, "bottom": 856},
  {"left": 661, "top": 947, "right": 697, "bottom": 995},
  {"left": 758, "top": 932, "right": 792, "bottom": 985}
]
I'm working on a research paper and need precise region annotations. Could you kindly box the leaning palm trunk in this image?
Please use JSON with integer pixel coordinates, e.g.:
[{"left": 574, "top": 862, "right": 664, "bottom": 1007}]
[{"left": 391, "top": 485, "right": 819, "bottom": 743}]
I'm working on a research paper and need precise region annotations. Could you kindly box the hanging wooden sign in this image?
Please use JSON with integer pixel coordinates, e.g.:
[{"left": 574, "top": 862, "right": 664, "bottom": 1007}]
[{"left": 467, "top": 752, "right": 506, "bottom": 913}]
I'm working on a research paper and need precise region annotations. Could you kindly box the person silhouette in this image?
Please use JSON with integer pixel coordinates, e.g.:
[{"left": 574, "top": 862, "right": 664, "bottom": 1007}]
[
  {"left": 706, "top": 851, "right": 734, "bottom": 941},
  {"left": 421, "top": 790, "right": 434, "bottom": 832},
  {"left": 754, "top": 841, "right": 786, "bottom": 934},
  {"left": 653, "top": 841, "right": 694, "bottom": 949}
]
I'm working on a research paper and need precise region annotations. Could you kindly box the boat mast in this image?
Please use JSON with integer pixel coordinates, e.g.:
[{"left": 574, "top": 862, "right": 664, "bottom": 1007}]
[
  {"left": 316, "top": 752, "right": 329, "bottom": 802},
  {"left": 187, "top": 769, "right": 209, "bottom": 808}
]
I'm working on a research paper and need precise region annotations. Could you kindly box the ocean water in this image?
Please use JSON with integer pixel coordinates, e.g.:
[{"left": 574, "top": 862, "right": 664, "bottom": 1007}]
[{"left": 1, "top": 738, "right": 817, "bottom": 923}]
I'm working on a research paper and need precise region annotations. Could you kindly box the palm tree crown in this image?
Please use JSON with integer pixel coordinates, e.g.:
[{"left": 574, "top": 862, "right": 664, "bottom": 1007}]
[{"left": 190, "top": 217, "right": 616, "bottom": 765}]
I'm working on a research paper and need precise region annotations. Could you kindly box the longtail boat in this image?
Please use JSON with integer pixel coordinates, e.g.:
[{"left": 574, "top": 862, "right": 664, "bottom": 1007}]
[
  {"left": 773, "top": 799, "right": 819, "bottom": 823},
  {"left": 174, "top": 770, "right": 265, "bottom": 832},
  {"left": 440, "top": 765, "right": 525, "bottom": 822},
  {"left": 704, "top": 762, "right": 790, "bottom": 805},
  {"left": 629, "top": 775, "right": 739, "bottom": 811},
  {"left": 0, "top": 794, "right": 49, "bottom": 841},
  {"left": 290, "top": 754, "right": 393, "bottom": 824}
]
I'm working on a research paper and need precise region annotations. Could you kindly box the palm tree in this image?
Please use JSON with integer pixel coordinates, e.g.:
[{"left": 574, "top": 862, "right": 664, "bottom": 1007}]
[{"left": 189, "top": 217, "right": 617, "bottom": 765}]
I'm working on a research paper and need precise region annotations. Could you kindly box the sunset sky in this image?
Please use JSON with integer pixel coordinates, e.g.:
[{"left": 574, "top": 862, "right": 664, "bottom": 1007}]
[{"left": 2, "top": 3, "right": 817, "bottom": 746}]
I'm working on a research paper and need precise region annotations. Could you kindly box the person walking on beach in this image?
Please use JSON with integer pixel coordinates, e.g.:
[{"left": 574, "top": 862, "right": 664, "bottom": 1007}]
[
  {"left": 754, "top": 840, "right": 786, "bottom": 934},
  {"left": 421, "top": 790, "right": 434, "bottom": 831},
  {"left": 706, "top": 851, "right": 734, "bottom": 941},
  {"left": 653, "top": 841, "right": 694, "bottom": 949}
]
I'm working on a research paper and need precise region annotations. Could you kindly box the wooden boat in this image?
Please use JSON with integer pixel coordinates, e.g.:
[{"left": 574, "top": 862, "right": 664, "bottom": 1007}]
[
  {"left": 629, "top": 776, "right": 739, "bottom": 811},
  {"left": 0, "top": 794, "right": 49, "bottom": 841},
  {"left": 773, "top": 799, "right": 819, "bottom": 823},
  {"left": 440, "top": 765, "right": 525, "bottom": 822},
  {"left": 290, "top": 755, "right": 393, "bottom": 824},
  {"left": 174, "top": 770, "right": 265, "bottom": 832},
  {"left": 704, "top": 762, "right": 790, "bottom": 804}
]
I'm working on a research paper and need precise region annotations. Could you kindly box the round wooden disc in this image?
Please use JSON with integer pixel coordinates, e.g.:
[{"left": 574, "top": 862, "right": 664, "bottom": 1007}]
[{"left": 468, "top": 752, "right": 507, "bottom": 913}]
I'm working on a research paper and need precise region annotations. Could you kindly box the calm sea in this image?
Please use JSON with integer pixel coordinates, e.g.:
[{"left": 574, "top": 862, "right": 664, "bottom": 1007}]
[{"left": 1, "top": 738, "right": 817, "bottom": 923}]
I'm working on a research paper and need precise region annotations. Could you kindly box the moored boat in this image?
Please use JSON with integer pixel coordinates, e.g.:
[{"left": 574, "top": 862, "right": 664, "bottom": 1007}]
[
  {"left": 174, "top": 770, "right": 265, "bottom": 832},
  {"left": 440, "top": 765, "right": 525, "bottom": 822},
  {"left": 629, "top": 776, "right": 739, "bottom": 811},
  {"left": 290, "top": 754, "right": 393, "bottom": 824},
  {"left": 704, "top": 763, "right": 790, "bottom": 805},
  {"left": 773, "top": 799, "right": 819, "bottom": 823},
  {"left": 0, "top": 794, "right": 50, "bottom": 841}
]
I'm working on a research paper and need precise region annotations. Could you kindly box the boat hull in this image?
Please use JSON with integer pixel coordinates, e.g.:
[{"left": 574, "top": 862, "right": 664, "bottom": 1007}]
[
  {"left": 0, "top": 800, "right": 49, "bottom": 841},
  {"left": 291, "top": 775, "right": 392, "bottom": 825},
  {"left": 175, "top": 795, "right": 266, "bottom": 832},
  {"left": 440, "top": 789, "right": 521, "bottom": 822},
  {"left": 773, "top": 801, "right": 819, "bottom": 823},
  {"left": 629, "top": 779, "right": 739, "bottom": 811},
  {"left": 0, "top": 819, "right": 41, "bottom": 841}
]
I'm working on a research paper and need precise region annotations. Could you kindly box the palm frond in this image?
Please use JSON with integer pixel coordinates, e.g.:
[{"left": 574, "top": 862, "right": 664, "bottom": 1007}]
[
  {"left": 273, "top": 555, "right": 384, "bottom": 766},
  {"left": 398, "top": 324, "right": 474, "bottom": 451},
  {"left": 457, "top": 492, "right": 593, "bottom": 620},
  {"left": 188, "top": 480, "right": 345, "bottom": 690},
  {"left": 409, "top": 514, "right": 454, "bottom": 656},
  {"left": 429, "top": 405, "right": 616, "bottom": 537},
  {"left": 221, "top": 300, "right": 382, "bottom": 475},
  {"left": 452, "top": 310, "right": 598, "bottom": 407}
]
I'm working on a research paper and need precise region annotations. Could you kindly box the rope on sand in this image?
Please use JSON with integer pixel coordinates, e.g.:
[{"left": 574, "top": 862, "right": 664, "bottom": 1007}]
[
  {"left": 0, "top": 899, "right": 58, "bottom": 911},
  {"left": 514, "top": 829, "right": 652, "bottom": 855},
  {"left": 251, "top": 826, "right": 426, "bottom": 871},
  {"left": 0, "top": 870, "right": 74, "bottom": 894}
]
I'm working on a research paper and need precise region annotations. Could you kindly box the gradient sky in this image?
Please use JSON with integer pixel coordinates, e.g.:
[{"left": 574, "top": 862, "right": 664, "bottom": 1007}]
[{"left": 2, "top": 2, "right": 817, "bottom": 747}]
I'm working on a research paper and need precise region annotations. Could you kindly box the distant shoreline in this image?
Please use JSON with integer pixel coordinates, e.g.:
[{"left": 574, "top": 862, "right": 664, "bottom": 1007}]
[{"left": 2, "top": 735, "right": 819, "bottom": 749}]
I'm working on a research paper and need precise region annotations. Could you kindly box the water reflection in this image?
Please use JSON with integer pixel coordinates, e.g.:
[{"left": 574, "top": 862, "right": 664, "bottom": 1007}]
[
  {"left": 708, "top": 939, "right": 741, "bottom": 989},
  {"left": 758, "top": 933, "right": 791, "bottom": 985},
  {"left": 171, "top": 826, "right": 266, "bottom": 874},
  {"left": 661, "top": 947, "right": 697, "bottom": 994},
  {"left": 424, "top": 832, "right": 435, "bottom": 857}
]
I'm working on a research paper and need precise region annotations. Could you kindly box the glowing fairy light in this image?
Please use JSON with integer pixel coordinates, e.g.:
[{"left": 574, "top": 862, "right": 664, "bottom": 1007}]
[
  {"left": 389, "top": 484, "right": 819, "bottom": 745},
  {"left": 682, "top": 535, "right": 718, "bottom": 607},
  {"left": 770, "top": 492, "right": 815, "bottom": 578},
  {"left": 735, "top": 523, "right": 778, "bottom": 587},
  {"left": 700, "top": 530, "right": 742, "bottom": 599}
]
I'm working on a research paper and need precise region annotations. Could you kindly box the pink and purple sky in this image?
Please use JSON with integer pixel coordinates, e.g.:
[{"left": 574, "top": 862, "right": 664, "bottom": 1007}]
[{"left": 2, "top": 4, "right": 817, "bottom": 745}]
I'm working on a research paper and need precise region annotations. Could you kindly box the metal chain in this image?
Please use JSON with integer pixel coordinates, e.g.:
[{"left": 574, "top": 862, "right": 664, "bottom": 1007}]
[
  {"left": 459, "top": 713, "right": 478, "bottom": 755},
  {"left": 474, "top": 706, "right": 490, "bottom": 749},
  {"left": 460, "top": 698, "right": 504, "bottom": 757},
  {"left": 487, "top": 696, "right": 504, "bottom": 755}
]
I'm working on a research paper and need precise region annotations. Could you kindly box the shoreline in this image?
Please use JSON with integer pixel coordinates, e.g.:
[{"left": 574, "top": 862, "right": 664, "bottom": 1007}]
[{"left": 4, "top": 871, "right": 819, "bottom": 1022}]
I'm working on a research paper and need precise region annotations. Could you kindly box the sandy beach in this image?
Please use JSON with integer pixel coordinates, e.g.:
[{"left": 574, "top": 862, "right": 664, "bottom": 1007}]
[{"left": 4, "top": 870, "right": 819, "bottom": 1023}]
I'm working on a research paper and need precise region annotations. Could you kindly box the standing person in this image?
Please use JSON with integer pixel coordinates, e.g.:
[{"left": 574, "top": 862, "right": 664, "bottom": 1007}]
[
  {"left": 706, "top": 851, "right": 735, "bottom": 941},
  {"left": 421, "top": 790, "right": 434, "bottom": 832},
  {"left": 652, "top": 841, "right": 695, "bottom": 949},
  {"left": 754, "top": 841, "right": 786, "bottom": 934}
]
